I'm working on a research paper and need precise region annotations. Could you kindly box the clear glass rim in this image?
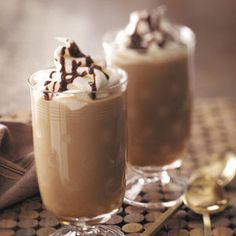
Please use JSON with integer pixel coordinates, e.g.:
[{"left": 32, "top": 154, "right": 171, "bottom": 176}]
[
  {"left": 103, "top": 24, "right": 196, "bottom": 48},
  {"left": 28, "top": 66, "right": 128, "bottom": 96}
]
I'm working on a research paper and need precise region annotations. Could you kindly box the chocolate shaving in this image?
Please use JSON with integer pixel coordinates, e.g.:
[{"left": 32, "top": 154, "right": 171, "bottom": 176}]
[
  {"left": 68, "top": 42, "right": 86, "bottom": 58},
  {"left": 127, "top": 9, "right": 171, "bottom": 50},
  {"left": 130, "top": 32, "right": 145, "bottom": 50}
]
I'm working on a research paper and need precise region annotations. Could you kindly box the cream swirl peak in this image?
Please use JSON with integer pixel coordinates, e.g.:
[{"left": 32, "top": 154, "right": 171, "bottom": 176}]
[
  {"left": 42, "top": 38, "right": 115, "bottom": 101},
  {"left": 115, "top": 6, "right": 181, "bottom": 51}
]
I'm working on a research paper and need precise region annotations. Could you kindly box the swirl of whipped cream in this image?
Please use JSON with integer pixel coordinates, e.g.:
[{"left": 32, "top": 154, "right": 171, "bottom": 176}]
[
  {"left": 43, "top": 38, "right": 120, "bottom": 101},
  {"left": 115, "top": 6, "right": 181, "bottom": 51}
]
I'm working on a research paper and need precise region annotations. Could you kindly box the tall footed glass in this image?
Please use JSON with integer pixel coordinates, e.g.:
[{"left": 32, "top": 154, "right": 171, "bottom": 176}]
[
  {"left": 29, "top": 68, "right": 127, "bottom": 235},
  {"left": 103, "top": 25, "right": 195, "bottom": 209}
]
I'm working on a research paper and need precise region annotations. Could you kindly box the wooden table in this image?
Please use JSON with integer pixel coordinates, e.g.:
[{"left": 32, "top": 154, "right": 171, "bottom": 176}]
[{"left": 0, "top": 98, "right": 236, "bottom": 236}]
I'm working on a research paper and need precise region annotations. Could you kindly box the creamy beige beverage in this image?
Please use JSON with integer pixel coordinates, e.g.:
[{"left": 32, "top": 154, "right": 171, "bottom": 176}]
[
  {"left": 104, "top": 8, "right": 194, "bottom": 168},
  {"left": 29, "top": 39, "right": 127, "bottom": 219}
]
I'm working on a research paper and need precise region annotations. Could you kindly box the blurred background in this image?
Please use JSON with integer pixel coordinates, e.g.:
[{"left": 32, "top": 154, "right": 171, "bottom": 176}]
[{"left": 0, "top": 0, "right": 235, "bottom": 113}]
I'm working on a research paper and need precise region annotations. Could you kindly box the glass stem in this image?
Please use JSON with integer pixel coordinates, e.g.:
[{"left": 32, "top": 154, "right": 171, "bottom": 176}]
[{"left": 71, "top": 223, "right": 99, "bottom": 236}]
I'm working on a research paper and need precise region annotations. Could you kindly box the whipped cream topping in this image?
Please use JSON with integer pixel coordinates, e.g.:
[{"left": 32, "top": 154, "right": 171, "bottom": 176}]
[
  {"left": 37, "top": 38, "right": 121, "bottom": 101},
  {"left": 115, "top": 6, "right": 182, "bottom": 52}
]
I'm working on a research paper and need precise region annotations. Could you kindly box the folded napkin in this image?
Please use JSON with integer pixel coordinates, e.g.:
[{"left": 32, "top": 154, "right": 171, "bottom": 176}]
[{"left": 0, "top": 121, "right": 38, "bottom": 210}]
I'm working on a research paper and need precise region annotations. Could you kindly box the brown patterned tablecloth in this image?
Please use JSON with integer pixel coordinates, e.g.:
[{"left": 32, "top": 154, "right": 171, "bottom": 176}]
[{"left": 0, "top": 98, "right": 236, "bottom": 236}]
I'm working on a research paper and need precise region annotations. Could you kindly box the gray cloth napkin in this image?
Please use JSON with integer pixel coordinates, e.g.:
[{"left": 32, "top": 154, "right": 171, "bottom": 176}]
[{"left": 0, "top": 121, "right": 38, "bottom": 210}]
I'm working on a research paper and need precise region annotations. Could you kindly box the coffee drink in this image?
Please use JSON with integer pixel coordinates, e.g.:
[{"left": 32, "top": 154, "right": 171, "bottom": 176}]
[
  {"left": 29, "top": 39, "right": 127, "bottom": 219},
  {"left": 104, "top": 8, "right": 194, "bottom": 168}
]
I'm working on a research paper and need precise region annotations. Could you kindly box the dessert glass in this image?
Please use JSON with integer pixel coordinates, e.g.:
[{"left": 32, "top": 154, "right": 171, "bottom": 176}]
[
  {"left": 103, "top": 26, "right": 195, "bottom": 209},
  {"left": 28, "top": 67, "right": 127, "bottom": 236}
]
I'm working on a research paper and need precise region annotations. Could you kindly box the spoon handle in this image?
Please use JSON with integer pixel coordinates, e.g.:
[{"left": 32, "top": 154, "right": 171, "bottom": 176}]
[
  {"left": 203, "top": 213, "right": 211, "bottom": 236},
  {"left": 141, "top": 195, "right": 184, "bottom": 236}
]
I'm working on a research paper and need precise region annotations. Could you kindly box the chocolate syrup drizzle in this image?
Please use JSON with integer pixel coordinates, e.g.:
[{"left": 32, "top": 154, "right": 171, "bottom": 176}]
[
  {"left": 128, "top": 11, "right": 170, "bottom": 50},
  {"left": 44, "top": 40, "right": 109, "bottom": 101}
]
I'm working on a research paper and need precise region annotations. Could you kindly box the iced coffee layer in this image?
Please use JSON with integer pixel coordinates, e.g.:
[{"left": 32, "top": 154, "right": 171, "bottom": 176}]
[
  {"left": 112, "top": 49, "right": 190, "bottom": 167},
  {"left": 32, "top": 91, "right": 126, "bottom": 218}
]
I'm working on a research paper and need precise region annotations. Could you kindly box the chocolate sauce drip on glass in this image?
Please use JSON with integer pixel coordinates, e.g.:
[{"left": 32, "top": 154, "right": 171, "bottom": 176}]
[
  {"left": 44, "top": 81, "right": 51, "bottom": 86},
  {"left": 44, "top": 87, "right": 50, "bottom": 101},
  {"left": 57, "top": 45, "right": 86, "bottom": 92},
  {"left": 49, "top": 70, "right": 56, "bottom": 79},
  {"left": 85, "top": 56, "right": 94, "bottom": 67},
  {"left": 57, "top": 41, "right": 109, "bottom": 98},
  {"left": 88, "top": 65, "right": 97, "bottom": 100},
  {"left": 94, "top": 65, "right": 109, "bottom": 80},
  {"left": 44, "top": 71, "right": 57, "bottom": 100},
  {"left": 58, "top": 46, "right": 67, "bottom": 92},
  {"left": 44, "top": 40, "right": 109, "bottom": 101}
]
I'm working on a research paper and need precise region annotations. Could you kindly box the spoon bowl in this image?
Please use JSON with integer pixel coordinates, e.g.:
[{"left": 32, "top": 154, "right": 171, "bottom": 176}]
[
  {"left": 184, "top": 175, "right": 228, "bottom": 236},
  {"left": 184, "top": 175, "right": 228, "bottom": 215}
]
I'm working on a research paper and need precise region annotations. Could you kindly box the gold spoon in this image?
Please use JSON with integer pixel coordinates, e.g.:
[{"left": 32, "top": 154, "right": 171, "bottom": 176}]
[
  {"left": 183, "top": 175, "right": 228, "bottom": 236},
  {"left": 142, "top": 151, "right": 236, "bottom": 236}
]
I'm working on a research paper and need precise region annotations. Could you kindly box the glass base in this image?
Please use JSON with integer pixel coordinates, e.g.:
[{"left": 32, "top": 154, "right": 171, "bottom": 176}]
[
  {"left": 124, "top": 170, "right": 187, "bottom": 209},
  {"left": 50, "top": 225, "right": 124, "bottom": 236}
]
